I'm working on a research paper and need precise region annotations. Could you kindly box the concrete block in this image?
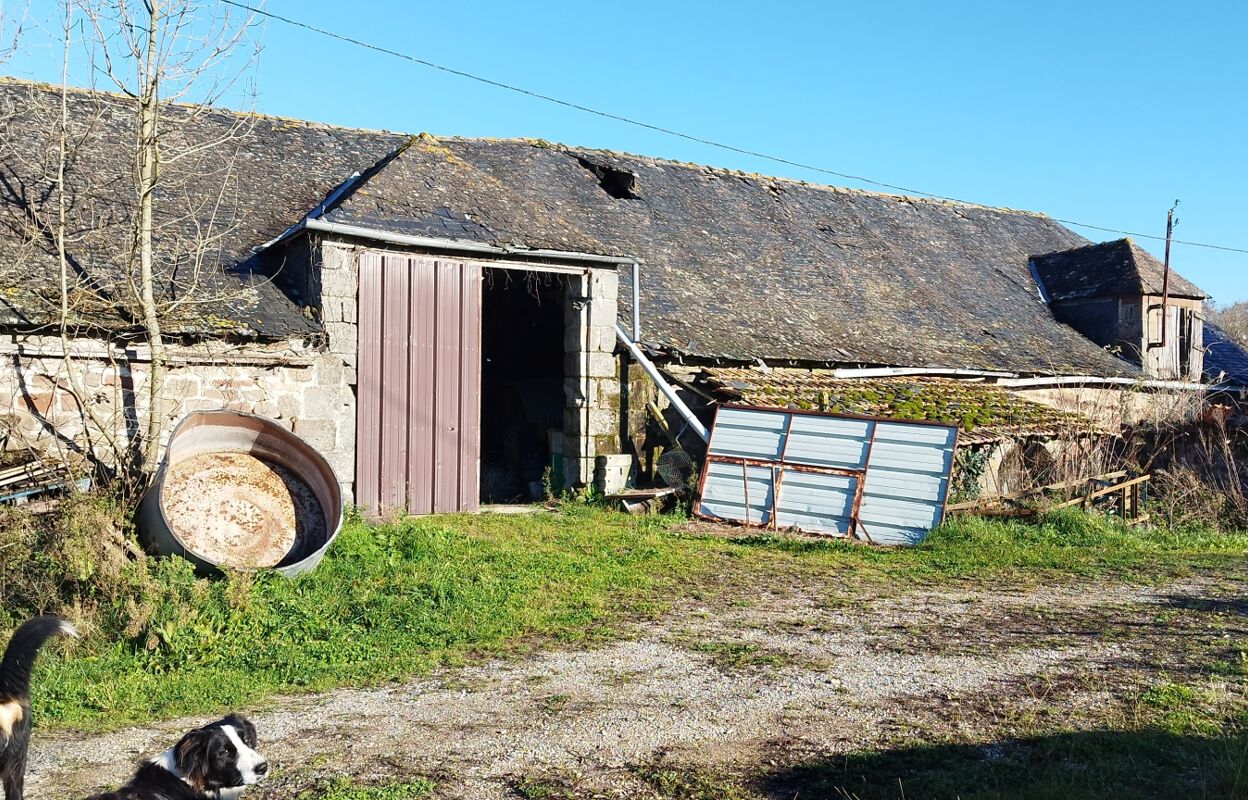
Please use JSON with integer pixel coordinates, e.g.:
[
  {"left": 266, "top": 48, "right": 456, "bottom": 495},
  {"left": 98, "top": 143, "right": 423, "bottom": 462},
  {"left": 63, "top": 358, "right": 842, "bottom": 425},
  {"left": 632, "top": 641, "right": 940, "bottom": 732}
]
[
  {"left": 588, "top": 269, "right": 619, "bottom": 302},
  {"left": 316, "top": 358, "right": 344, "bottom": 387},
  {"left": 591, "top": 325, "right": 618, "bottom": 353},
  {"left": 276, "top": 393, "right": 302, "bottom": 419},
  {"left": 324, "top": 322, "right": 357, "bottom": 352},
  {"left": 303, "top": 387, "right": 346, "bottom": 419},
  {"left": 587, "top": 297, "right": 617, "bottom": 329},
  {"left": 587, "top": 408, "right": 617, "bottom": 436},
  {"left": 594, "top": 453, "right": 633, "bottom": 495},
  {"left": 564, "top": 377, "right": 588, "bottom": 404},
  {"left": 564, "top": 407, "right": 586, "bottom": 437},
  {"left": 293, "top": 417, "right": 338, "bottom": 451},
  {"left": 586, "top": 352, "right": 616, "bottom": 378},
  {"left": 563, "top": 324, "right": 587, "bottom": 353},
  {"left": 564, "top": 455, "right": 595, "bottom": 487}
]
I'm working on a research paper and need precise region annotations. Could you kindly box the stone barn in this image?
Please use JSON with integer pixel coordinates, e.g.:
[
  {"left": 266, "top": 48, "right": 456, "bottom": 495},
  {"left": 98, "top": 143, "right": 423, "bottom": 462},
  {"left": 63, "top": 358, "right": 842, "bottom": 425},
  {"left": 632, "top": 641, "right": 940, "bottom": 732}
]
[{"left": 0, "top": 78, "right": 1219, "bottom": 513}]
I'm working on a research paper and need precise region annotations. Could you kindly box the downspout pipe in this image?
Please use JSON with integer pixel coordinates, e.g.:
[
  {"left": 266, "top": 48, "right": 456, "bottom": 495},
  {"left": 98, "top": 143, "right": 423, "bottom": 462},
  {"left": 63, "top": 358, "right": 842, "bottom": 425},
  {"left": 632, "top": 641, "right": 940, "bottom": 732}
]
[
  {"left": 631, "top": 260, "right": 641, "bottom": 342},
  {"left": 615, "top": 324, "right": 709, "bottom": 443}
]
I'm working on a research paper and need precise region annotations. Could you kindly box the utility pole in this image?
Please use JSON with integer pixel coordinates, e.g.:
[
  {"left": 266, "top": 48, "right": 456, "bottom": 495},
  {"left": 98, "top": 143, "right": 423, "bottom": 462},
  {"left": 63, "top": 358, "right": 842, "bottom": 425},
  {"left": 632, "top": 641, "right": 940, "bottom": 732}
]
[{"left": 1154, "top": 200, "right": 1179, "bottom": 351}]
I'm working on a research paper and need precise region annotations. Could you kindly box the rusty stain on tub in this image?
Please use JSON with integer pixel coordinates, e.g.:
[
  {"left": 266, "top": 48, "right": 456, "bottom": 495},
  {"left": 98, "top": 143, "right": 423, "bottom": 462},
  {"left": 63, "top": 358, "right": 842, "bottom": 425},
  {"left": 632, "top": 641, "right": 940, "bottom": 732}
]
[{"left": 139, "top": 410, "right": 343, "bottom": 577}]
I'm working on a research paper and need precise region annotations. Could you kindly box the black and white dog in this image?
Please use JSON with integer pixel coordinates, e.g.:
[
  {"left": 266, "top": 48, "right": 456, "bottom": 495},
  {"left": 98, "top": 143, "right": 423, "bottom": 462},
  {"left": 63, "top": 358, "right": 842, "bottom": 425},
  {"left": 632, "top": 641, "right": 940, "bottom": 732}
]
[
  {"left": 0, "top": 615, "right": 78, "bottom": 800},
  {"left": 87, "top": 714, "right": 268, "bottom": 800}
]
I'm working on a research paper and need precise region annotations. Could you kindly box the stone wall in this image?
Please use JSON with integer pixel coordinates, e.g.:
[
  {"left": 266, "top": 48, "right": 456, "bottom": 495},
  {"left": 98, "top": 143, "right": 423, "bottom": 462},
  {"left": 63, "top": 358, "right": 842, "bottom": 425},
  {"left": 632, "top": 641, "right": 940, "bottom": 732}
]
[
  {"left": 562, "top": 268, "right": 621, "bottom": 488},
  {"left": 0, "top": 334, "right": 356, "bottom": 498},
  {"left": 1010, "top": 384, "right": 1203, "bottom": 431}
]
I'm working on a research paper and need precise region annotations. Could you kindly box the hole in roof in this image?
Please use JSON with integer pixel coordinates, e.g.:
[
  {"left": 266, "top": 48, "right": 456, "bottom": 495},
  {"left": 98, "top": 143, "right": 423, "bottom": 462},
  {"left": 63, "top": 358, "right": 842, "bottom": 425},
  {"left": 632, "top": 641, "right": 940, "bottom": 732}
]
[{"left": 576, "top": 157, "right": 638, "bottom": 200}]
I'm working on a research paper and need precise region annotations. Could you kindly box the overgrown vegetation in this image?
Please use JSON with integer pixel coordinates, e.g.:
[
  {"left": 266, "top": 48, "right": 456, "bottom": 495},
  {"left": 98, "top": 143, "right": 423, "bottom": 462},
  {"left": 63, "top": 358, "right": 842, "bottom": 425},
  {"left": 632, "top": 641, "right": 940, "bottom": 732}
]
[
  {"left": 8, "top": 503, "right": 700, "bottom": 728},
  {"left": 1144, "top": 416, "right": 1248, "bottom": 532},
  {"left": 4, "top": 497, "right": 1248, "bottom": 730}
]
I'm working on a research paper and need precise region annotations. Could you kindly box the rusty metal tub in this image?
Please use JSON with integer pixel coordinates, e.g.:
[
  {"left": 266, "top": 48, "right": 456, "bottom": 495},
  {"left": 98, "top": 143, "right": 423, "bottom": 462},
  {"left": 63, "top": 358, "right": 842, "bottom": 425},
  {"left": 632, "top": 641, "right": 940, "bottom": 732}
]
[{"left": 138, "top": 410, "right": 343, "bottom": 577}]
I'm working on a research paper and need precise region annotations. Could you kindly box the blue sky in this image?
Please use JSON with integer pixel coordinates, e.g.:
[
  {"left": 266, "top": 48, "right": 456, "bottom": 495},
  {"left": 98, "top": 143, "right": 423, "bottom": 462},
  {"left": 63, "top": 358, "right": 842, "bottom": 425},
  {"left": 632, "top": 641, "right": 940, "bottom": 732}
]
[{"left": 6, "top": 0, "right": 1246, "bottom": 302}]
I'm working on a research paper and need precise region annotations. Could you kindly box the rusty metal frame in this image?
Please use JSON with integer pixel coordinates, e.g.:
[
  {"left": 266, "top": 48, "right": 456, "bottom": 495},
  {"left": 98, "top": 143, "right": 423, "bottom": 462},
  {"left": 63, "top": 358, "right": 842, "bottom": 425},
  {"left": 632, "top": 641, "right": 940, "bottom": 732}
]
[{"left": 694, "top": 405, "right": 959, "bottom": 542}]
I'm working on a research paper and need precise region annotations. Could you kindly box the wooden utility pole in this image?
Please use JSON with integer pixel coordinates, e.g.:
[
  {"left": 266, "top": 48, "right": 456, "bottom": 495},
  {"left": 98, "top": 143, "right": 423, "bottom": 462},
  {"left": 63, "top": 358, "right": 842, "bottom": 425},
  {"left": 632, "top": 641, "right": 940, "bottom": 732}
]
[{"left": 1159, "top": 201, "right": 1177, "bottom": 345}]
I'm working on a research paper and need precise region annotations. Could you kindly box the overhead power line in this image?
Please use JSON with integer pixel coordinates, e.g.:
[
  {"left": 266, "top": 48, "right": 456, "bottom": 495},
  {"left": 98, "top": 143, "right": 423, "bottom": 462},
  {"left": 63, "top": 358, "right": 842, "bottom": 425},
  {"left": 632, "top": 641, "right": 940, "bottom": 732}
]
[{"left": 221, "top": 0, "right": 1248, "bottom": 257}]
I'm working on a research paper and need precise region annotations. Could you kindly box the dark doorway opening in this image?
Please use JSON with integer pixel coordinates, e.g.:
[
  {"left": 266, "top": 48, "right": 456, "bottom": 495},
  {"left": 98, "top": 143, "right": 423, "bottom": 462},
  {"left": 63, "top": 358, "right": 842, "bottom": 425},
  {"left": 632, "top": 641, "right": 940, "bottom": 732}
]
[{"left": 480, "top": 268, "right": 567, "bottom": 503}]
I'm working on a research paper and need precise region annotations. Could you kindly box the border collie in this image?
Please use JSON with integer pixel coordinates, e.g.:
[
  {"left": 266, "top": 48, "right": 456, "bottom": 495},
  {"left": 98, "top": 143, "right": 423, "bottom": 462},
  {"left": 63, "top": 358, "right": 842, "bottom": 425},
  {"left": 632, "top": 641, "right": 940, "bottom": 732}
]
[
  {"left": 0, "top": 615, "right": 78, "bottom": 800},
  {"left": 87, "top": 714, "right": 268, "bottom": 800}
]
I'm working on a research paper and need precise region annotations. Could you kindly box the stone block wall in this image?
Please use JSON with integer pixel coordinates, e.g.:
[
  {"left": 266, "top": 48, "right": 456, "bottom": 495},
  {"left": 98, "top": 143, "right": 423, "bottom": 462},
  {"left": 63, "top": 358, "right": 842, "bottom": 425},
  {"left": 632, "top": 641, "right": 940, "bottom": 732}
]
[
  {"left": 1010, "top": 384, "right": 1203, "bottom": 431},
  {"left": 0, "top": 335, "right": 356, "bottom": 500},
  {"left": 562, "top": 268, "right": 621, "bottom": 488}
]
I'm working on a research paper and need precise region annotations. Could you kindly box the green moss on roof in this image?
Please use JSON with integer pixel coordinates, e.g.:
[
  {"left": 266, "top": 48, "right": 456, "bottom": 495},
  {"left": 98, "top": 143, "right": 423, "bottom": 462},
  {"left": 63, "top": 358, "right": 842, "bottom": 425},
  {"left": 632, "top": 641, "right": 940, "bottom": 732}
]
[{"left": 700, "top": 369, "right": 1102, "bottom": 441}]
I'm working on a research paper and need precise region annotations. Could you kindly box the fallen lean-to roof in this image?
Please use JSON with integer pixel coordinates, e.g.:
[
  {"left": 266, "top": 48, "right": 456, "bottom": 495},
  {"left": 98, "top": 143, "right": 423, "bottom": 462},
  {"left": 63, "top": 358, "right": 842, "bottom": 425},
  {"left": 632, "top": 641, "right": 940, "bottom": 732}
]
[
  {"left": 695, "top": 367, "right": 1107, "bottom": 446},
  {"left": 1030, "top": 237, "right": 1207, "bottom": 302}
]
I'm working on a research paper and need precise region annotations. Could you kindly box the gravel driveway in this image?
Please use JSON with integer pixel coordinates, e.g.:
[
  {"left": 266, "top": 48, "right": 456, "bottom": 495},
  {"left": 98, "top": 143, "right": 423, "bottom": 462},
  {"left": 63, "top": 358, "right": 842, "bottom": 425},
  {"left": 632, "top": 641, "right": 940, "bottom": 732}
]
[{"left": 24, "top": 571, "right": 1247, "bottom": 799}]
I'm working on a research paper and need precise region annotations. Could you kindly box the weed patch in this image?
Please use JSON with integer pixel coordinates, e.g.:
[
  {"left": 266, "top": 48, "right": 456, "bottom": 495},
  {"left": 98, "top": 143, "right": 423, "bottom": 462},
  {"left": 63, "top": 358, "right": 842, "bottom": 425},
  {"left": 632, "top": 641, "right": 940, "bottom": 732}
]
[{"left": 295, "top": 776, "right": 434, "bottom": 800}]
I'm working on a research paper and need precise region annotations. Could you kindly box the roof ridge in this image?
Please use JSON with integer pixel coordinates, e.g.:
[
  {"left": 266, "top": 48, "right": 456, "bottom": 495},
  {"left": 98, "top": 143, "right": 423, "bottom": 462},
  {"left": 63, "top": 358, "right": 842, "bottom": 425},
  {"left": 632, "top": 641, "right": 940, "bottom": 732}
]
[
  {"left": 0, "top": 75, "right": 407, "bottom": 138},
  {"left": 438, "top": 136, "right": 1056, "bottom": 218},
  {"left": 1031, "top": 237, "right": 1131, "bottom": 260},
  {"left": 0, "top": 77, "right": 1058, "bottom": 220}
]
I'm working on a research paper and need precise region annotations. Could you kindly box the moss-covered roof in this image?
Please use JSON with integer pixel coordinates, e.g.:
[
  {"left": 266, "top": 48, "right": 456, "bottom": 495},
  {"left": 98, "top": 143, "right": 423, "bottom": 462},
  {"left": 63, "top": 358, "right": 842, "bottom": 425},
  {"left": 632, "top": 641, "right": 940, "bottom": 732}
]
[{"left": 697, "top": 368, "right": 1104, "bottom": 445}]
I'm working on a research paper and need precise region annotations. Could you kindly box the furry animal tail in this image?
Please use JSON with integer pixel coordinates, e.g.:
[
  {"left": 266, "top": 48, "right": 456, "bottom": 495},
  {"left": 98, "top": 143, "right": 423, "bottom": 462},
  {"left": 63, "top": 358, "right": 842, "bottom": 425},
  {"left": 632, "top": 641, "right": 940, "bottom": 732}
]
[{"left": 0, "top": 616, "right": 77, "bottom": 700}]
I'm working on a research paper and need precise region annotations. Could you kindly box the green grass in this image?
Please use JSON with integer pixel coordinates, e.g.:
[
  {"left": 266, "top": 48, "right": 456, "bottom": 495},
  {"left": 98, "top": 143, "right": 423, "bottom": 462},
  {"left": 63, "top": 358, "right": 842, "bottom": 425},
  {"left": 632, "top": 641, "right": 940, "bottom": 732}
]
[
  {"left": 18, "top": 505, "right": 1248, "bottom": 730},
  {"left": 296, "top": 777, "right": 434, "bottom": 800},
  {"left": 31, "top": 505, "right": 702, "bottom": 729},
  {"left": 729, "top": 508, "right": 1248, "bottom": 583}
]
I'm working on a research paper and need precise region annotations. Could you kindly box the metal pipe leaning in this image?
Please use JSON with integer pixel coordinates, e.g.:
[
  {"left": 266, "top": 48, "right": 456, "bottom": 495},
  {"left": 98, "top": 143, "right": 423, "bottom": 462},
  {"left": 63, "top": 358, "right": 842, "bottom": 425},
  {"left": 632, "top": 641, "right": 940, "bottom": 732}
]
[{"left": 615, "top": 323, "right": 709, "bottom": 443}]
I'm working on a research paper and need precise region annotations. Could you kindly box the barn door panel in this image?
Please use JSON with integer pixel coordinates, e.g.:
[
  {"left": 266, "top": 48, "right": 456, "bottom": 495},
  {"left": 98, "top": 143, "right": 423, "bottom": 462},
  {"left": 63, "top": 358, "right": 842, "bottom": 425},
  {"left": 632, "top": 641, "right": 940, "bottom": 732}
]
[{"left": 356, "top": 254, "right": 481, "bottom": 516}]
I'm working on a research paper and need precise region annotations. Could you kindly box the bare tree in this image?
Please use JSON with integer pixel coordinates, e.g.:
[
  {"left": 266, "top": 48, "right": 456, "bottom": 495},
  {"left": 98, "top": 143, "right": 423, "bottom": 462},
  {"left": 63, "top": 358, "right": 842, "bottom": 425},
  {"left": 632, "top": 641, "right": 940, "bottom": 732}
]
[
  {"left": 1209, "top": 300, "right": 1248, "bottom": 346},
  {"left": 59, "top": 0, "right": 259, "bottom": 480},
  {"left": 0, "top": 1, "right": 26, "bottom": 65}
]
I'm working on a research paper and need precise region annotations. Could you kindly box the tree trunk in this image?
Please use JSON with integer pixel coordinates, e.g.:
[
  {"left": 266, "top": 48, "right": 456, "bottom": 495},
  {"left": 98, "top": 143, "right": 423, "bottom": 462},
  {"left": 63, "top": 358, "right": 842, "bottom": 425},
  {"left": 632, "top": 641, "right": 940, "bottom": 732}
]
[{"left": 138, "top": 0, "right": 165, "bottom": 481}]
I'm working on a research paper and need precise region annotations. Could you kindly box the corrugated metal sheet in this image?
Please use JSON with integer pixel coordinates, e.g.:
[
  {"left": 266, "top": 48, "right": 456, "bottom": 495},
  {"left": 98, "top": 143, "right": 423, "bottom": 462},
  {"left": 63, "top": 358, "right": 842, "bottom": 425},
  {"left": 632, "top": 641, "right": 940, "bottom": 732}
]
[
  {"left": 695, "top": 406, "right": 957, "bottom": 546},
  {"left": 357, "top": 253, "right": 481, "bottom": 516}
]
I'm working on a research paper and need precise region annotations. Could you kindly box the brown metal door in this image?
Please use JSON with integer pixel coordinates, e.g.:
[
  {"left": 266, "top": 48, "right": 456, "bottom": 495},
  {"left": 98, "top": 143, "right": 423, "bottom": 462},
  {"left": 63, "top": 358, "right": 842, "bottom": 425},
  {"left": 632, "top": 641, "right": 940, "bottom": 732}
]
[{"left": 357, "top": 253, "right": 481, "bottom": 516}]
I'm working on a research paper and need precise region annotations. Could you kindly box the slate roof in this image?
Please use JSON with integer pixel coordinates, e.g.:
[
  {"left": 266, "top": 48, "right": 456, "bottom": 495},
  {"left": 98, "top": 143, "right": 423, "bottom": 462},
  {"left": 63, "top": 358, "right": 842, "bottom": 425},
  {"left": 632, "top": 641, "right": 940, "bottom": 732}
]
[
  {"left": 695, "top": 367, "right": 1104, "bottom": 445},
  {"left": 0, "top": 78, "right": 1156, "bottom": 376},
  {"left": 1205, "top": 323, "right": 1248, "bottom": 388},
  {"left": 0, "top": 78, "right": 403, "bottom": 337},
  {"left": 1030, "top": 238, "right": 1206, "bottom": 302},
  {"left": 325, "top": 137, "right": 1143, "bottom": 376}
]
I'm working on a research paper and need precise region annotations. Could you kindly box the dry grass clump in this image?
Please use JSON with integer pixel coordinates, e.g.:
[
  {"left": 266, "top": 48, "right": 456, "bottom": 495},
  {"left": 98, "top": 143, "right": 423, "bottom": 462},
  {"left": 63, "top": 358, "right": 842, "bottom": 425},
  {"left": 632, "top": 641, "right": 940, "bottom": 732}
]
[{"left": 1143, "top": 416, "right": 1247, "bottom": 531}]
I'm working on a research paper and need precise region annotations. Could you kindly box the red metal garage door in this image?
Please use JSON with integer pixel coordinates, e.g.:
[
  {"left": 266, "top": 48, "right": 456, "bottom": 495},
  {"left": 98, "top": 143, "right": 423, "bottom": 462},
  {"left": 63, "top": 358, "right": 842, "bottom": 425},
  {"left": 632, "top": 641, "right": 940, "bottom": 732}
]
[{"left": 356, "top": 253, "right": 482, "bottom": 516}]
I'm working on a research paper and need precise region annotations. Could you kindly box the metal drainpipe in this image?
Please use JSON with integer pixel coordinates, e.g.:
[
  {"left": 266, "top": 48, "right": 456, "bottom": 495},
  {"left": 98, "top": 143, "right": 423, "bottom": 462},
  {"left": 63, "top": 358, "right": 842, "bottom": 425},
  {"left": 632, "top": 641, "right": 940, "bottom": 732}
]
[
  {"left": 631, "top": 260, "right": 641, "bottom": 342},
  {"left": 615, "top": 323, "right": 709, "bottom": 442}
]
